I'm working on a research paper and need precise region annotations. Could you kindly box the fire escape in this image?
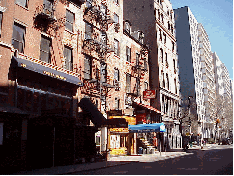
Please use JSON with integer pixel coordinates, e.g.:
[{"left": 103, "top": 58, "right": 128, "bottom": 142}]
[
  {"left": 82, "top": 0, "right": 115, "bottom": 108},
  {"left": 127, "top": 46, "right": 148, "bottom": 103}
]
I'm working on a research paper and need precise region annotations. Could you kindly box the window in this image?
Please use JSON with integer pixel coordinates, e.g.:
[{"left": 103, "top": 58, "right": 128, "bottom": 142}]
[
  {"left": 168, "top": 22, "right": 170, "bottom": 30},
  {"left": 64, "top": 46, "right": 73, "bottom": 71},
  {"left": 114, "top": 68, "right": 119, "bottom": 81},
  {"left": 115, "top": 98, "right": 120, "bottom": 109},
  {"left": 12, "top": 23, "right": 26, "bottom": 53},
  {"left": 160, "top": 48, "right": 163, "bottom": 63},
  {"left": 172, "top": 42, "right": 174, "bottom": 52},
  {"left": 100, "top": 31, "right": 106, "bottom": 45},
  {"left": 86, "top": 0, "right": 92, "bottom": 8},
  {"left": 0, "top": 12, "right": 2, "bottom": 37},
  {"left": 65, "top": 10, "right": 74, "bottom": 32},
  {"left": 174, "top": 79, "right": 177, "bottom": 94},
  {"left": 124, "top": 22, "right": 131, "bottom": 33},
  {"left": 40, "top": 35, "right": 51, "bottom": 63},
  {"left": 114, "top": 39, "right": 119, "bottom": 56},
  {"left": 85, "top": 22, "right": 93, "bottom": 39},
  {"left": 100, "top": 3, "right": 107, "bottom": 15},
  {"left": 136, "top": 53, "right": 140, "bottom": 66},
  {"left": 84, "top": 55, "right": 92, "bottom": 79},
  {"left": 126, "top": 46, "right": 131, "bottom": 62},
  {"left": 126, "top": 74, "right": 131, "bottom": 93},
  {"left": 144, "top": 82, "right": 148, "bottom": 91},
  {"left": 15, "top": 0, "right": 28, "bottom": 8},
  {"left": 166, "top": 73, "right": 169, "bottom": 89},
  {"left": 165, "top": 52, "right": 168, "bottom": 66},
  {"left": 114, "top": 13, "right": 119, "bottom": 23},
  {"left": 136, "top": 78, "right": 140, "bottom": 95},
  {"left": 163, "top": 33, "right": 166, "bottom": 44},
  {"left": 43, "top": 0, "right": 54, "bottom": 16},
  {"left": 114, "top": 0, "right": 119, "bottom": 5},
  {"left": 144, "top": 59, "right": 148, "bottom": 70},
  {"left": 159, "top": 29, "right": 162, "bottom": 41}
]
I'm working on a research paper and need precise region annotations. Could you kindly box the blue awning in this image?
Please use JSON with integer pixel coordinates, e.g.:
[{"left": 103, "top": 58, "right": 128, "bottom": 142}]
[
  {"left": 12, "top": 56, "right": 83, "bottom": 86},
  {"left": 128, "top": 123, "right": 166, "bottom": 133}
]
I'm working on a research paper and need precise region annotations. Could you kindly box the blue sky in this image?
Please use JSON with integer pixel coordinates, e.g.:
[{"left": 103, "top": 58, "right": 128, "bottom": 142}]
[{"left": 171, "top": 0, "right": 233, "bottom": 80}]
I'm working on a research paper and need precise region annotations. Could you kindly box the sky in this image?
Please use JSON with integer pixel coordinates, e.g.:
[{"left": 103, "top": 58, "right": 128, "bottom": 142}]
[{"left": 171, "top": 0, "right": 233, "bottom": 80}]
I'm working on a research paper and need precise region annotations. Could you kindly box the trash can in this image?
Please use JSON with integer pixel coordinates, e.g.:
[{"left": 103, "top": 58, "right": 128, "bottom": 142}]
[{"left": 138, "top": 147, "right": 143, "bottom": 154}]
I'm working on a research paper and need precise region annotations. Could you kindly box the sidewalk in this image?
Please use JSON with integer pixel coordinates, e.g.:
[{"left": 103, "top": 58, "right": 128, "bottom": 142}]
[{"left": 13, "top": 145, "right": 220, "bottom": 175}]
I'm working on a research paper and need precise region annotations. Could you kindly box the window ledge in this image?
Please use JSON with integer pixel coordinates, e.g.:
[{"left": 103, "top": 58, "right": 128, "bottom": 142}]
[
  {"left": 65, "top": 28, "right": 76, "bottom": 35},
  {"left": 15, "top": 3, "right": 29, "bottom": 11}
]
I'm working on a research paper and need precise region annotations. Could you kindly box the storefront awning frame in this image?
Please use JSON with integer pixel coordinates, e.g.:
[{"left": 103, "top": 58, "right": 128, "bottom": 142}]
[{"left": 128, "top": 123, "right": 166, "bottom": 133}]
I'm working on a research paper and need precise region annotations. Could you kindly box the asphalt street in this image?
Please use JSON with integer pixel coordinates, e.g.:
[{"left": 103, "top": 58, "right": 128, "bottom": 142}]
[{"left": 68, "top": 145, "right": 233, "bottom": 175}]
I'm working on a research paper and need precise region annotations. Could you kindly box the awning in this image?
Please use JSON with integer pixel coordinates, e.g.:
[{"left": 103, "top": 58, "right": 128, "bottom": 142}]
[
  {"left": 12, "top": 56, "right": 83, "bottom": 86},
  {"left": 134, "top": 102, "right": 162, "bottom": 114},
  {"left": 78, "top": 98, "right": 106, "bottom": 128},
  {"left": 128, "top": 123, "right": 166, "bottom": 133}
]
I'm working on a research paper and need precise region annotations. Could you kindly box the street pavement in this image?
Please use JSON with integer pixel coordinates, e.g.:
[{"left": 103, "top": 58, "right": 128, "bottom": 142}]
[{"left": 14, "top": 144, "right": 233, "bottom": 175}]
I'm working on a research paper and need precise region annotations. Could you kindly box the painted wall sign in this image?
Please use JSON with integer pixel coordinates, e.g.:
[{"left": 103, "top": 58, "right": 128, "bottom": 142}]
[{"left": 143, "top": 90, "right": 156, "bottom": 99}]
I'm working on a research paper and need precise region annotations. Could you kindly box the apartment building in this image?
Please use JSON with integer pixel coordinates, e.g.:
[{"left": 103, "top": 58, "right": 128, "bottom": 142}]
[
  {"left": 198, "top": 23, "right": 216, "bottom": 140},
  {"left": 174, "top": 6, "right": 205, "bottom": 139},
  {"left": 123, "top": 0, "right": 181, "bottom": 150},
  {"left": 0, "top": 0, "right": 151, "bottom": 171}
]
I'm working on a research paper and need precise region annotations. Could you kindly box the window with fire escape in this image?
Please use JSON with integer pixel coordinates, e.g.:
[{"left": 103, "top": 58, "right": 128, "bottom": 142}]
[
  {"left": 65, "top": 10, "right": 74, "bottom": 32},
  {"left": 126, "top": 74, "right": 131, "bottom": 93},
  {"left": 40, "top": 35, "right": 51, "bottom": 63},
  {"left": 126, "top": 46, "right": 131, "bottom": 62},
  {"left": 100, "top": 62, "right": 107, "bottom": 83},
  {"left": 114, "top": 39, "right": 119, "bottom": 56},
  {"left": 15, "top": 0, "right": 28, "bottom": 8},
  {"left": 84, "top": 55, "right": 92, "bottom": 80},
  {"left": 136, "top": 78, "right": 141, "bottom": 96},
  {"left": 12, "top": 23, "right": 26, "bottom": 53},
  {"left": 85, "top": 22, "right": 93, "bottom": 39},
  {"left": 100, "top": 3, "right": 107, "bottom": 19},
  {"left": 63, "top": 46, "right": 73, "bottom": 71}
]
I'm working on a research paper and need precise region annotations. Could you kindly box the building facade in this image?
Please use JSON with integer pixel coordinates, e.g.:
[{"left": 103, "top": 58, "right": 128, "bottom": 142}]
[
  {"left": 174, "top": 6, "right": 204, "bottom": 139},
  {"left": 123, "top": 0, "right": 181, "bottom": 150},
  {"left": 0, "top": 0, "right": 152, "bottom": 171}
]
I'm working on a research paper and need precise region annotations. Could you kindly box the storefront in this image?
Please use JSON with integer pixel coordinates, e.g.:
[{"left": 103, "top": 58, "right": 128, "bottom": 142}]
[
  {"left": 3, "top": 56, "right": 83, "bottom": 171},
  {"left": 108, "top": 116, "right": 136, "bottom": 156}
]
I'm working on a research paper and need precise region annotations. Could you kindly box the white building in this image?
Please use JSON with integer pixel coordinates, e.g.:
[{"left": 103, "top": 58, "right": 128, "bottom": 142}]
[{"left": 198, "top": 23, "right": 216, "bottom": 140}]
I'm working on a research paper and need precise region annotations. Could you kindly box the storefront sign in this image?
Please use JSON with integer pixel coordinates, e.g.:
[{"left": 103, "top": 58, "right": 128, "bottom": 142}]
[
  {"left": 107, "top": 110, "right": 122, "bottom": 116},
  {"left": 43, "top": 71, "right": 67, "bottom": 81},
  {"left": 143, "top": 90, "right": 156, "bottom": 99},
  {"left": 109, "top": 116, "right": 136, "bottom": 133}
]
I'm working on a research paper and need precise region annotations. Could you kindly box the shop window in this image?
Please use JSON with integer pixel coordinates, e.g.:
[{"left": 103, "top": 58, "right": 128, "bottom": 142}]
[
  {"left": 126, "top": 46, "right": 131, "bottom": 62},
  {"left": 84, "top": 55, "right": 92, "bottom": 79},
  {"left": 15, "top": 0, "right": 28, "bottom": 8},
  {"left": 65, "top": 10, "right": 74, "bottom": 32},
  {"left": 12, "top": 22, "right": 26, "bottom": 53},
  {"left": 85, "top": 22, "right": 93, "bottom": 39},
  {"left": 40, "top": 35, "right": 51, "bottom": 63},
  {"left": 64, "top": 46, "right": 73, "bottom": 71},
  {"left": 126, "top": 74, "right": 131, "bottom": 93},
  {"left": 114, "top": 39, "right": 119, "bottom": 56}
]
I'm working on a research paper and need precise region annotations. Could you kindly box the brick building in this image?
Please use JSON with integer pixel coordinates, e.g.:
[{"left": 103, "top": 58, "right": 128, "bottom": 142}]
[{"left": 0, "top": 0, "right": 151, "bottom": 171}]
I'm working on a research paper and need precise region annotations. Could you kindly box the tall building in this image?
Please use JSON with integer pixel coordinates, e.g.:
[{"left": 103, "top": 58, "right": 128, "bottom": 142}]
[
  {"left": 198, "top": 23, "right": 216, "bottom": 140},
  {"left": 0, "top": 0, "right": 150, "bottom": 172},
  {"left": 123, "top": 0, "right": 182, "bottom": 150},
  {"left": 174, "top": 6, "right": 204, "bottom": 138}
]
